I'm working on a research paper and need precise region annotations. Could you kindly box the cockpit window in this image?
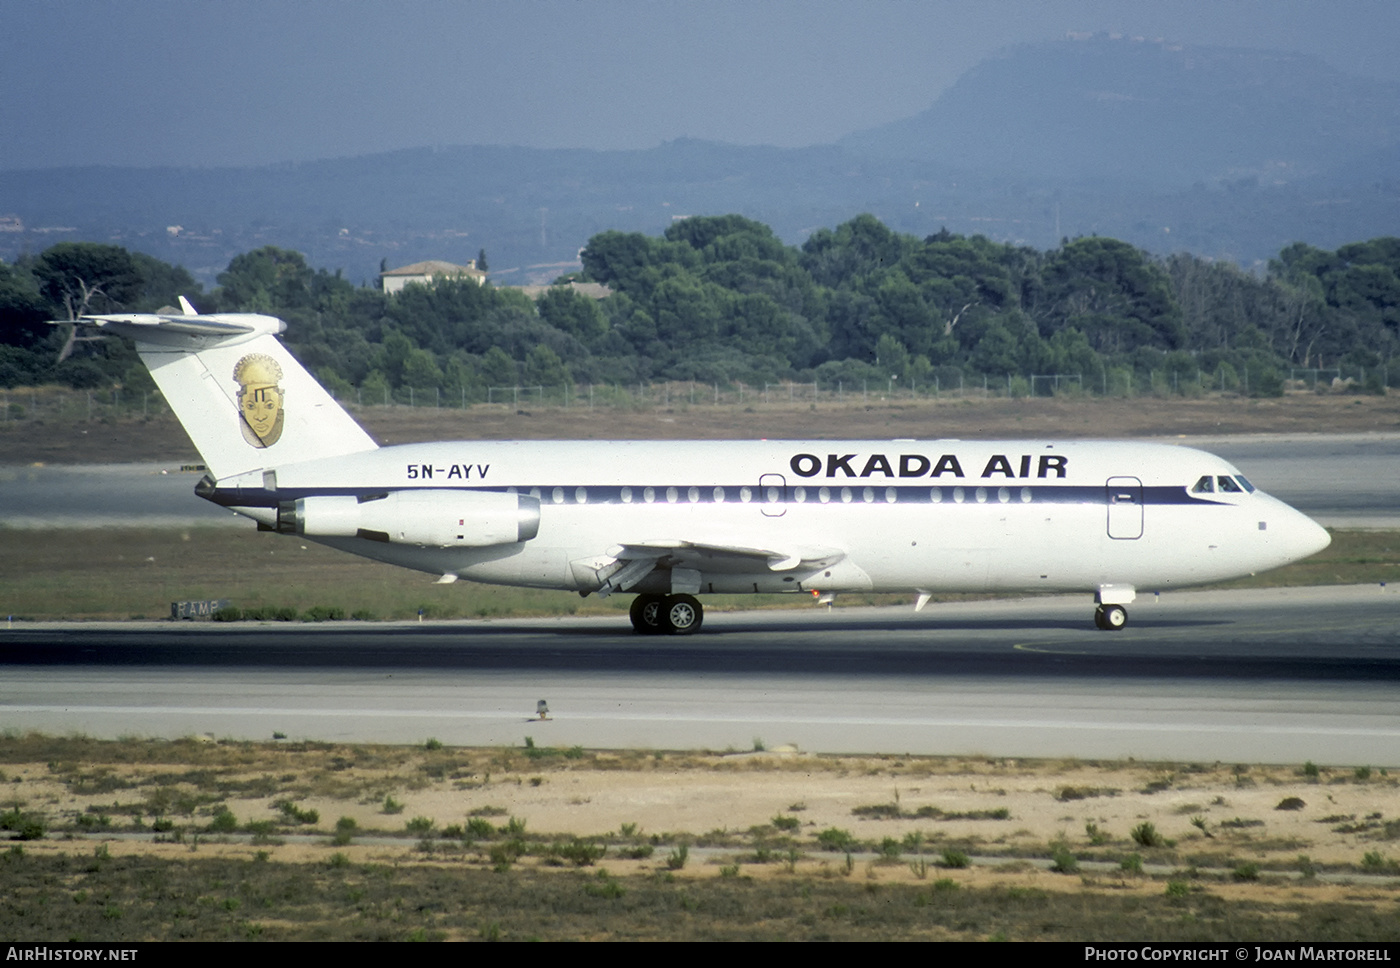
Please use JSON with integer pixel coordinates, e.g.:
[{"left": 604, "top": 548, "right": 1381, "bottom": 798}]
[
  {"left": 1192, "top": 475, "right": 1214, "bottom": 493},
  {"left": 1217, "top": 475, "right": 1243, "bottom": 493},
  {"left": 1235, "top": 476, "right": 1256, "bottom": 493}
]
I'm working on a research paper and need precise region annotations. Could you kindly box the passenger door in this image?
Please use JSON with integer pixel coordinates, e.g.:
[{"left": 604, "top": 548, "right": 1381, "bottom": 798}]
[{"left": 1106, "top": 476, "right": 1143, "bottom": 539}]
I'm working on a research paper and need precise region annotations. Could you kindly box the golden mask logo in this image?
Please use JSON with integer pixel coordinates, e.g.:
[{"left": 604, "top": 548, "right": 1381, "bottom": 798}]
[{"left": 233, "top": 353, "right": 285, "bottom": 447}]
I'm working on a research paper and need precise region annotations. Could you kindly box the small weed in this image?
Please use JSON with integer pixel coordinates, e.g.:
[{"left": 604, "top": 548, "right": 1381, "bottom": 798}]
[
  {"left": 1121, "top": 854, "right": 1143, "bottom": 874},
  {"left": 1362, "top": 851, "right": 1386, "bottom": 871},
  {"left": 381, "top": 795, "right": 404, "bottom": 814},
  {"left": 1164, "top": 881, "right": 1190, "bottom": 898},
  {"left": 771, "top": 814, "right": 800, "bottom": 831},
  {"left": 424, "top": 738, "right": 442, "bottom": 751},
  {"left": 1233, "top": 862, "right": 1260, "bottom": 881},
  {"left": 1276, "top": 797, "right": 1306, "bottom": 811},
  {"left": 665, "top": 844, "right": 689, "bottom": 870},
  {"left": 405, "top": 816, "right": 435, "bottom": 834}
]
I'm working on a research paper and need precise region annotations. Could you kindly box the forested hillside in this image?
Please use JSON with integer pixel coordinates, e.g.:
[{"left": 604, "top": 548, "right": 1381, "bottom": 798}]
[{"left": 3, "top": 216, "right": 1397, "bottom": 401}]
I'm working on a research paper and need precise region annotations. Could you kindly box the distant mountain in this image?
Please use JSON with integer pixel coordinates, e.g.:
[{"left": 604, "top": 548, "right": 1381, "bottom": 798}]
[
  {"left": 1, "top": 36, "right": 1397, "bottom": 283},
  {"left": 841, "top": 35, "right": 1400, "bottom": 187}
]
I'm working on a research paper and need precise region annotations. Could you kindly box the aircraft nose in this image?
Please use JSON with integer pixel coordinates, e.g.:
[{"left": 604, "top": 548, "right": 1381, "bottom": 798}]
[{"left": 1280, "top": 504, "right": 1331, "bottom": 563}]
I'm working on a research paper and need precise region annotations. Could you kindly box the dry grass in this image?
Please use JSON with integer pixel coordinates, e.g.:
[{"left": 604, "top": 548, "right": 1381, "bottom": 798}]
[{"left": 3, "top": 735, "right": 1398, "bottom": 940}]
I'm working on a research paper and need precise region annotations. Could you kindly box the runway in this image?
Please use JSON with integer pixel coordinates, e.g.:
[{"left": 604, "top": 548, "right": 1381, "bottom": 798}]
[
  {"left": 4, "top": 432, "right": 1400, "bottom": 528},
  {"left": 4, "top": 585, "right": 1398, "bottom": 764}
]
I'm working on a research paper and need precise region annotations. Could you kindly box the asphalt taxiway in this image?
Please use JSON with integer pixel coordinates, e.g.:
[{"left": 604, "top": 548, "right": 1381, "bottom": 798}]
[{"left": 3, "top": 585, "right": 1398, "bottom": 764}]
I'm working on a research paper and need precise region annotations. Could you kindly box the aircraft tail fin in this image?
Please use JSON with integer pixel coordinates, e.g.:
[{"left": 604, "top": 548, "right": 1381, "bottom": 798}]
[{"left": 56, "top": 302, "right": 378, "bottom": 479}]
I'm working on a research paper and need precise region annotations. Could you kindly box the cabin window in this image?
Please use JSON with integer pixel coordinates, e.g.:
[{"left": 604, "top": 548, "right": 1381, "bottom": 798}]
[
  {"left": 1217, "top": 476, "right": 1243, "bottom": 493},
  {"left": 953, "top": 486, "right": 965, "bottom": 504},
  {"left": 998, "top": 487, "right": 1010, "bottom": 504},
  {"left": 885, "top": 487, "right": 897, "bottom": 504},
  {"left": 862, "top": 487, "right": 874, "bottom": 503},
  {"left": 1192, "top": 475, "right": 1214, "bottom": 493},
  {"left": 713, "top": 486, "right": 725, "bottom": 503},
  {"left": 740, "top": 486, "right": 752, "bottom": 503},
  {"left": 575, "top": 487, "right": 587, "bottom": 504},
  {"left": 1020, "top": 487, "right": 1033, "bottom": 503},
  {"left": 818, "top": 487, "right": 831, "bottom": 504},
  {"left": 621, "top": 487, "right": 633, "bottom": 503},
  {"left": 551, "top": 487, "right": 564, "bottom": 504},
  {"left": 666, "top": 486, "right": 678, "bottom": 503},
  {"left": 687, "top": 486, "right": 699, "bottom": 503},
  {"left": 643, "top": 487, "right": 655, "bottom": 503},
  {"left": 975, "top": 487, "right": 987, "bottom": 504},
  {"left": 929, "top": 487, "right": 943, "bottom": 504},
  {"left": 840, "top": 487, "right": 853, "bottom": 503},
  {"left": 794, "top": 486, "right": 807, "bottom": 503}
]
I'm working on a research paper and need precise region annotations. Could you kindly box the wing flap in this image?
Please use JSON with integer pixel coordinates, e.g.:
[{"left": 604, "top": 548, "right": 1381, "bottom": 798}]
[{"left": 587, "top": 539, "right": 845, "bottom": 596}]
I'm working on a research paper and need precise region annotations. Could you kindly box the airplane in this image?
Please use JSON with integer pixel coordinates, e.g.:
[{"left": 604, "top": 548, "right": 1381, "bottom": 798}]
[{"left": 57, "top": 300, "right": 1332, "bottom": 634}]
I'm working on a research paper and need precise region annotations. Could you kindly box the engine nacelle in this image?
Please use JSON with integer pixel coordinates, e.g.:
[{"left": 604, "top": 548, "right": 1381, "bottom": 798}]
[{"left": 286, "top": 490, "right": 541, "bottom": 547}]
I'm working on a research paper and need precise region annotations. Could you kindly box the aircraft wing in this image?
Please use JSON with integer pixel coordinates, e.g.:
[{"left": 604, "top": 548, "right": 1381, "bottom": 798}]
[{"left": 585, "top": 540, "right": 845, "bottom": 596}]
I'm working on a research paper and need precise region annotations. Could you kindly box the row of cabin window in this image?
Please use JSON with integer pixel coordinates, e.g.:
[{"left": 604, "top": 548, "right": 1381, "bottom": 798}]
[{"left": 512, "top": 485, "right": 1037, "bottom": 506}]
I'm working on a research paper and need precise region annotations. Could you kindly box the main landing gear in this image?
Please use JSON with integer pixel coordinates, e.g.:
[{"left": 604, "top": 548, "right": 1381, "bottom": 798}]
[
  {"left": 1094, "top": 603, "right": 1128, "bottom": 631},
  {"left": 629, "top": 593, "right": 704, "bottom": 635}
]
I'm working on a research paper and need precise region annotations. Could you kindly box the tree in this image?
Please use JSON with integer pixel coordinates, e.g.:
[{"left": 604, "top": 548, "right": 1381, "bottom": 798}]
[
  {"left": 217, "top": 246, "right": 314, "bottom": 313},
  {"left": 476, "top": 249, "right": 488, "bottom": 272},
  {"left": 32, "top": 243, "right": 143, "bottom": 320}
]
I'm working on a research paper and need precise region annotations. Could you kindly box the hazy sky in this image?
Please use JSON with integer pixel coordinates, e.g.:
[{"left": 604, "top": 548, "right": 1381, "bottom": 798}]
[{"left": 3, "top": 0, "right": 1397, "bottom": 170}]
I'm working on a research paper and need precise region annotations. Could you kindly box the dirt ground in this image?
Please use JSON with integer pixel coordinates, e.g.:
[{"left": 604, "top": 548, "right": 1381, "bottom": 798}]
[
  {"left": 10, "top": 743, "right": 1399, "bottom": 894},
  {"left": 4, "top": 392, "right": 1400, "bottom": 465}
]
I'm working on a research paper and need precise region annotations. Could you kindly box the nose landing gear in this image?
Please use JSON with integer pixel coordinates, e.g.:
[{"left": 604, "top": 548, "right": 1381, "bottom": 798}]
[{"left": 629, "top": 593, "right": 705, "bottom": 635}]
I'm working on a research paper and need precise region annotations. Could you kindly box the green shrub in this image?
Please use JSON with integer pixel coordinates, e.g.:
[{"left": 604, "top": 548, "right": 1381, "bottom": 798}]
[
  {"left": 817, "top": 827, "right": 855, "bottom": 851},
  {"left": 939, "top": 849, "right": 970, "bottom": 869},
  {"left": 1130, "top": 822, "right": 1164, "bottom": 847},
  {"left": 207, "top": 808, "right": 237, "bottom": 833},
  {"left": 1050, "top": 847, "right": 1079, "bottom": 874}
]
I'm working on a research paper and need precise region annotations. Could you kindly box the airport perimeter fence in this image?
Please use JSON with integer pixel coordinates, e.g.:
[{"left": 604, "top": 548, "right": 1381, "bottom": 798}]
[{"left": 2, "top": 364, "right": 1393, "bottom": 425}]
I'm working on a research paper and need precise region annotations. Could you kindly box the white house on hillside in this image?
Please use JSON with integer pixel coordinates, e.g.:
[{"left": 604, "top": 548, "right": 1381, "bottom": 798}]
[{"left": 381, "top": 259, "right": 486, "bottom": 295}]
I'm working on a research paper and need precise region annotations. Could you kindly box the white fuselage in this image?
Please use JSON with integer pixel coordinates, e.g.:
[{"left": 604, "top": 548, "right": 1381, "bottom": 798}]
[{"left": 208, "top": 437, "right": 1331, "bottom": 599}]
